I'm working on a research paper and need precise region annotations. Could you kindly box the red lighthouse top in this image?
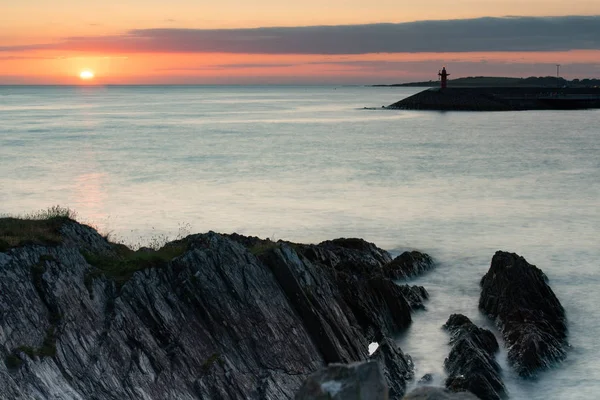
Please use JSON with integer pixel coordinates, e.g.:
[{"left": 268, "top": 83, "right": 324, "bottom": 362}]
[{"left": 438, "top": 67, "right": 450, "bottom": 89}]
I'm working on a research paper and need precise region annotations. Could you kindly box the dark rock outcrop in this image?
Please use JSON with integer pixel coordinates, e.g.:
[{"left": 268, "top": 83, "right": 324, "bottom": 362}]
[
  {"left": 295, "top": 361, "right": 387, "bottom": 400},
  {"left": 0, "top": 219, "right": 427, "bottom": 399},
  {"left": 443, "top": 314, "right": 506, "bottom": 400},
  {"left": 370, "top": 338, "right": 414, "bottom": 399},
  {"left": 403, "top": 387, "right": 480, "bottom": 399},
  {"left": 384, "top": 251, "right": 434, "bottom": 281},
  {"left": 398, "top": 285, "right": 429, "bottom": 310},
  {"left": 479, "top": 251, "right": 567, "bottom": 377}
]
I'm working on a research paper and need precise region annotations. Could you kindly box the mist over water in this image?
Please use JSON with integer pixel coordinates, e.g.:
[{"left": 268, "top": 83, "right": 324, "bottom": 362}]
[{"left": 1, "top": 85, "right": 599, "bottom": 398}]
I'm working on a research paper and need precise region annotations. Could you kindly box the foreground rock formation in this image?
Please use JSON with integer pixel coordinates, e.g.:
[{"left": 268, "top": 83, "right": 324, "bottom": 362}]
[
  {"left": 443, "top": 314, "right": 506, "bottom": 400},
  {"left": 383, "top": 251, "right": 434, "bottom": 281},
  {"left": 295, "top": 361, "right": 387, "bottom": 400},
  {"left": 479, "top": 251, "right": 568, "bottom": 377},
  {"left": 370, "top": 338, "right": 414, "bottom": 399},
  {"left": 403, "top": 387, "right": 480, "bottom": 399},
  {"left": 0, "top": 218, "right": 429, "bottom": 399}
]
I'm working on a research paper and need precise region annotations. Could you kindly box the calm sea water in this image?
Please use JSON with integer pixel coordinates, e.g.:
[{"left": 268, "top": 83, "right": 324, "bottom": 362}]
[{"left": 1, "top": 85, "right": 599, "bottom": 398}]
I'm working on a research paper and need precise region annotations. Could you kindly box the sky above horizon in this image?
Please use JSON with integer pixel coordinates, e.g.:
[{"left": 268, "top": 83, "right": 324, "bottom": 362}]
[{"left": 1, "top": 1, "right": 599, "bottom": 84}]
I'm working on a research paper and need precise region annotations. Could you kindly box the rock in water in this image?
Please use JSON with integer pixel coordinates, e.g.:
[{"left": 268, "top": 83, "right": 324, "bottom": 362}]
[
  {"left": 403, "top": 387, "right": 480, "bottom": 399},
  {"left": 369, "top": 338, "right": 414, "bottom": 399},
  {"left": 479, "top": 251, "right": 567, "bottom": 377},
  {"left": 383, "top": 251, "right": 434, "bottom": 280},
  {"left": 295, "top": 361, "right": 388, "bottom": 400},
  {"left": 443, "top": 314, "right": 506, "bottom": 400}
]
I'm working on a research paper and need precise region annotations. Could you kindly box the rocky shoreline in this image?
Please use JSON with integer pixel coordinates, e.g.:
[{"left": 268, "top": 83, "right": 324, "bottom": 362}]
[{"left": 0, "top": 217, "right": 567, "bottom": 399}]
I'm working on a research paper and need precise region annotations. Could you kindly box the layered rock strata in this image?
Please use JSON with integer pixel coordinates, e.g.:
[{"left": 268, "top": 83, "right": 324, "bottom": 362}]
[
  {"left": 403, "top": 387, "right": 480, "bottom": 399},
  {"left": 479, "top": 251, "right": 567, "bottom": 377},
  {"left": 295, "top": 361, "right": 387, "bottom": 400},
  {"left": 443, "top": 314, "right": 506, "bottom": 400},
  {"left": 0, "top": 219, "right": 427, "bottom": 399}
]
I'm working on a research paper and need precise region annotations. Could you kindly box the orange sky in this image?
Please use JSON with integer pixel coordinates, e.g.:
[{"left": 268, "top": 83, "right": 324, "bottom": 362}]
[{"left": 1, "top": 1, "right": 599, "bottom": 84}]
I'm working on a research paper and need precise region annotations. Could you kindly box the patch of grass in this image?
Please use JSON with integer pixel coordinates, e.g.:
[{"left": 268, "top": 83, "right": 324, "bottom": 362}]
[
  {"left": 24, "top": 205, "right": 77, "bottom": 220},
  {"left": 15, "top": 346, "right": 37, "bottom": 358},
  {"left": 32, "top": 262, "right": 47, "bottom": 305},
  {"left": 9, "top": 326, "right": 58, "bottom": 365},
  {"left": 26, "top": 256, "right": 61, "bottom": 359},
  {"left": 0, "top": 206, "right": 77, "bottom": 251},
  {"left": 248, "top": 240, "right": 279, "bottom": 256},
  {"left": 202, "top": 353, "right": 223, "bottom": 372},
  {"left": 39, "top": 254, "right": 57, "bottom": 263},
  {"left": 38, "top": 326, "right": 58, "bottom": 357},
  {"left": 83, "top": 242, "right": 188, "bottom": 290},
  {"left": 0, "top": 218, "right": 65, "bottom": 249},
  {"left": 5, "top": 353, "right": 23, "bottom": 370}
]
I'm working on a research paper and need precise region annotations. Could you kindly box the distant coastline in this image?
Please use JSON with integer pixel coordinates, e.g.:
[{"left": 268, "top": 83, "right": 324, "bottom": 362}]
[{"left": 374, "top": 76, "right": 600, "bottom": 88}]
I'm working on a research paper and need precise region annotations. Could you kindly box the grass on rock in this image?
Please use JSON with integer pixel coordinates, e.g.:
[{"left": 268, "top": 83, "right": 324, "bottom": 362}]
[
  {"left": 83, "top": 241, "right": 188, "bottom": 289},
  {"left": 0, "top": 206, "right": 77, "bottom": 251}
]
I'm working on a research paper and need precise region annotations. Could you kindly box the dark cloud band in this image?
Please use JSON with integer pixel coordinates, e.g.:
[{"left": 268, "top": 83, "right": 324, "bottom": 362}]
[{"left": 2, "top": 16, "right": 600, "bottom": 54}]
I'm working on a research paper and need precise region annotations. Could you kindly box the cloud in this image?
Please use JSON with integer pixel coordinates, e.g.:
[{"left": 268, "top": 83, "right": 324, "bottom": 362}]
[
  {"left": 157, "top": 63, "right": 300, "bottom": 71},
  {"left": 0, "top": 55, "right": 54, "bottom": 60},
  {"left": 2, "top": 16, "right": 600, "bottom": 55}
]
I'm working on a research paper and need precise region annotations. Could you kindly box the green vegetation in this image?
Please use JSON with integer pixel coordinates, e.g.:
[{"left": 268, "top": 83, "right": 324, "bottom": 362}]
[
  {"left": 16, "top": 326, "right": 57, "bottom": 358},
  {"left": 5, "top": 353, "right": 23, "bottom": 369},
  {"left": 2, "top": 206, "right": 193, "bottom": 367},
  {"left": 248, "top": 239, "right": 279, "bottom": 256},
  {"left": 83, "top": 241, "right": 188, "bottom": 290},
  {"left": 15, "top": 346, "right": 37, "bottom": 358},
  {"left": 27, "top": 255, "right": 61, "bottom": 360},
  {"left": 5, "top": 326, "right": 59, "bottom": 369},
  {"left": 25, "top": 205, "right": 77, "bottom": 220},
  {"left": 0, "top": 206, "right": 77, "bottom": 251},
  {"left": 202, "top": 353, "right": 224, "bottom": 372},
  {"left": 37, "top": 326, "right": 58, "bottom": 357}
]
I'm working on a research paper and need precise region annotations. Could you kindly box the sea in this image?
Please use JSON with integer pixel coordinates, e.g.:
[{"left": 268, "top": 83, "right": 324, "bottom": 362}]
[{"left": 1, "top": 85, "right": 598, "bottom": 399}]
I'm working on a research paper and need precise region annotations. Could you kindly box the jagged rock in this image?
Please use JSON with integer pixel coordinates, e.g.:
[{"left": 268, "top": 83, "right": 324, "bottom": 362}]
[
  {"left": 369, "top": 338, "right": 414, "bottom": 399},
  {"left": 479, "top": 251, "right": 567, "bottom": 377},
  {"left": 257, "top": 239, "right": 426, "bottom": 345},
  {"left": 259, "top": 244, "right": 368, "bottom": 363},
  {"left": 418, "top": 374, "right": 434, "bottom": 385},
  {"left": 336, "top": 274, "right": 415, "bottom": 341},
  {"left": 1, "top": 230, "right": 323, "bottom": 399},
  {"left": 443, "top": 314, "right": 506, "bottom": 400},
  {"left": 403, "top": 387, "right": 480, "bottom": 399},
  {"left": 0, "top": 219, "right": 427, "bottom": 399},
  {"left": 319, "top": 238, "right": 392, "bottom": 267},
  {"left": 384, "top": 251, "right": 434, "bottom": 280},
  {"left": 295, "top": 361, "right": 388, "bottom": 400},
  {"left": 398, "top": 285, "right": 429, "bottom": 310}
]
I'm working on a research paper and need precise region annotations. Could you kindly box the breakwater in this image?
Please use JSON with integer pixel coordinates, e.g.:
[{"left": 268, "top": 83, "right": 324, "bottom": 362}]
[{"left": 387, "top": 87, "right": 600, "bottom": 111}]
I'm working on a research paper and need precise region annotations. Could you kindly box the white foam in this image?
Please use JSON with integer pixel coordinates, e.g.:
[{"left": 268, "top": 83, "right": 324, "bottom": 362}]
[
  {"left": 368, "top": 342, "right": 379, "bottom": 355},
  {"left": 320, "top": 380, "right": 343, "bottom": 396}
]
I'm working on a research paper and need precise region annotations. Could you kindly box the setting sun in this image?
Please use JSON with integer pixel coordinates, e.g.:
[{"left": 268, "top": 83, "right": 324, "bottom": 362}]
[{"left": 79, "top": 70, "right": 95, "bottom": 80}]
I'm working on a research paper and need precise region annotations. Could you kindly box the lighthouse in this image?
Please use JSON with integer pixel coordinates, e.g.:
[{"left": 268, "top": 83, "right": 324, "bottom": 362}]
[{"left": 438, "top": 67, "right": 450, "bottom": 89}]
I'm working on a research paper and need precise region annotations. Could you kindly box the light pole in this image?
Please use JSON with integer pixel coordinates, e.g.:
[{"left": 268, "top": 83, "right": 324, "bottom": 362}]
[{"left": 556, "top": 64, "right": 561, "bottom": 89}]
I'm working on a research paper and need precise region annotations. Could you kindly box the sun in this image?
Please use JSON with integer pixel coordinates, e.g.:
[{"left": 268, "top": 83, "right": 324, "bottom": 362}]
[{"left": 79, "top": 70, "right": 95, "bottom": 80}]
